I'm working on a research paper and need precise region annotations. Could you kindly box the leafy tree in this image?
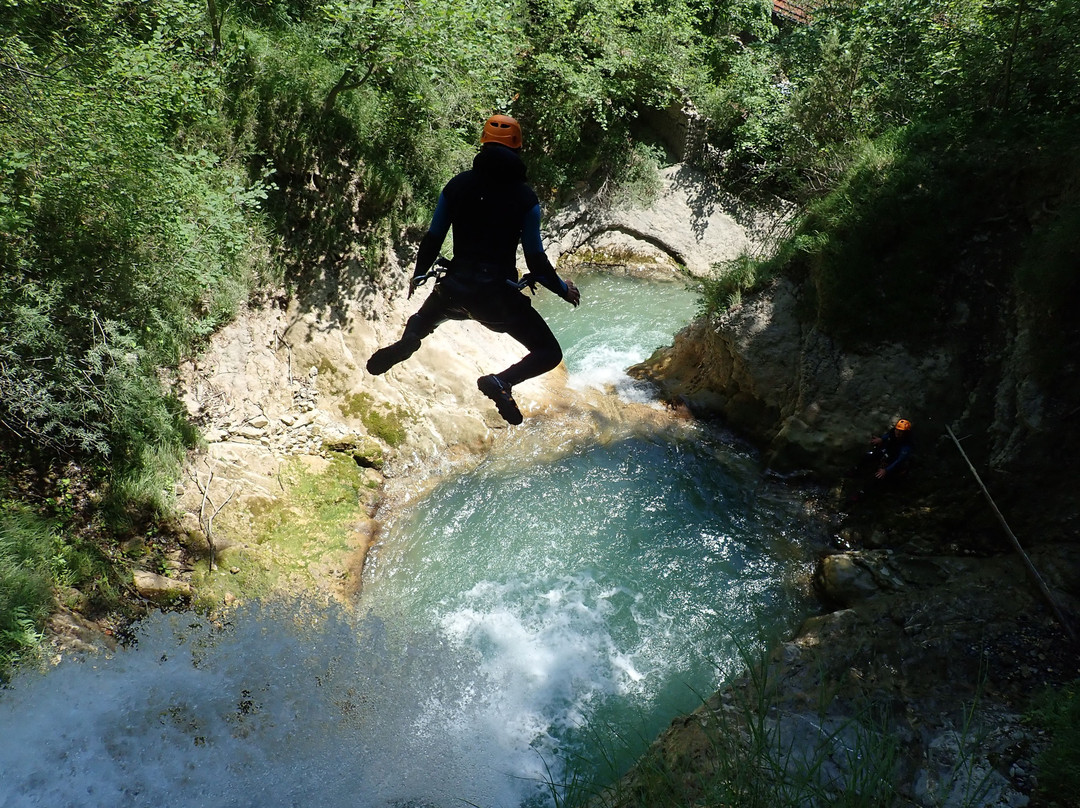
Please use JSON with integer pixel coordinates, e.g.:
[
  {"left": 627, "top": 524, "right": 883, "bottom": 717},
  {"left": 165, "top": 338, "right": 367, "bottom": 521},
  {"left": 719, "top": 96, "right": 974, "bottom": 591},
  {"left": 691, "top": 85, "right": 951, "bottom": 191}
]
[
  {"left": 1, "top": 1, "right": 267, "bottom": 482},
  {"left": 316, "top": 0, "right": 519, "bottom": 117},
  {"left": 512, "top": 0, "right": 706, "bottom": 196}
]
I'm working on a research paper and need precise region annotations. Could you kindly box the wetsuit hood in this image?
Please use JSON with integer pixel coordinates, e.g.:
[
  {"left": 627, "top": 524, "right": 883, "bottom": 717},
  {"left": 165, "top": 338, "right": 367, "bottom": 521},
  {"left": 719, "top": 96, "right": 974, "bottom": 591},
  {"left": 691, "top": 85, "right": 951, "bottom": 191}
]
[{"left": 473, "top": 143, "right": 527, "bottom": 183}]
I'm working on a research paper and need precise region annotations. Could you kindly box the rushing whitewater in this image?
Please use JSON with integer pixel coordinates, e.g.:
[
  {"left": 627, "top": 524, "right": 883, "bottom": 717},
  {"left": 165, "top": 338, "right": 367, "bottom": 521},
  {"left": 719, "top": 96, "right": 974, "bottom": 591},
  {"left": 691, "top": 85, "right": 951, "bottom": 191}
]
[
  {"left": 0, "top": 602, "right": 518, "bottom": 807},
  {"left": 0, "top": 274, "right": 821, "bottom": 807},
  {"left": 538, "top": 273, "right": 697, "bottom": 401}
]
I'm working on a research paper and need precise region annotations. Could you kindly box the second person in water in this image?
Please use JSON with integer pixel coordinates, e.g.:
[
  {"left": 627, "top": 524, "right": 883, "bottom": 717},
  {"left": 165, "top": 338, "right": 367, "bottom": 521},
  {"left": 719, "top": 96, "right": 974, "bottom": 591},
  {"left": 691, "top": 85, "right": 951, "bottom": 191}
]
[{"left": 366, "top": 114, "right": 580, "bottom": 425}]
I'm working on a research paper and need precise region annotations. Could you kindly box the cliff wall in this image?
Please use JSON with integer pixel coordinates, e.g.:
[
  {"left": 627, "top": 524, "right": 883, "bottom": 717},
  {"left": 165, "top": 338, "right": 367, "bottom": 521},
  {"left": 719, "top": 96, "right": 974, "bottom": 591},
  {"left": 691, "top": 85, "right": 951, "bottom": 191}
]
[{"left": 629, "top": 272, "right": 1080, "bottom": 543}]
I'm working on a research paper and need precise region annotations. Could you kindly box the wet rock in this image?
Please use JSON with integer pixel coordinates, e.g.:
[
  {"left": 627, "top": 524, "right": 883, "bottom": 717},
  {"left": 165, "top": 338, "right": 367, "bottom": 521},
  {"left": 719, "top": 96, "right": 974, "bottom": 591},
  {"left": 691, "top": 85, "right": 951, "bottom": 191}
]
[
  {"left": 609, "top": 546, "right": 1077, "bottom": 808},
  {"left": 46, "top": 606, "right": 117, "bottom": 657},
  {"left": 818, "top": 550, "right": 906, "bottom": 606},
  {"left": 133, "top": 570, "right": 192, "bottom": 603}
]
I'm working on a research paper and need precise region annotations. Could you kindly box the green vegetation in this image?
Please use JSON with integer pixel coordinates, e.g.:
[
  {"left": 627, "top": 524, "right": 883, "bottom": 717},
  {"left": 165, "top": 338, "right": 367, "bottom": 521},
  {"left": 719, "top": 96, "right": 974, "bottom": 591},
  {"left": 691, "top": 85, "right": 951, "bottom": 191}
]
[
  {"left": 695, "top": 0, "right": 1080, "bottom": 364},
  {"left": 512, "top": 0, "right": 708, "bottom": 195},
  {"left": 0, "top": 507, "right": 53, "bottom": 674},
  {"left": 0, "top": 501, "right": 128, "bottom": 678},
  {"left": 1027, "top": 679, "right": 1080, "bottom": 807},
  {"left": 192, "top": 453, "right": 373, "bottom": 606},
  {"left": 2, "top": 15, "right": 1078, "bottom": 808},
  {"left": 3, "top": 1, "right": 720, "bottom": 664},
  {"left": 596, "top": 708, "right": 900, "bottom": 808},
  {"left": 339, "top": 392, "right": 410, "bottom": 447}
]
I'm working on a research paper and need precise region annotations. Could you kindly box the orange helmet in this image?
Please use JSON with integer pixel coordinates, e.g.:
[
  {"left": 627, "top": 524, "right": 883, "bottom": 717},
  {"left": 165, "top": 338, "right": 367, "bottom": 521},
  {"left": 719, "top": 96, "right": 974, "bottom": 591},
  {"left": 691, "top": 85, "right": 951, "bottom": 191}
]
[
  {"left": 895, "top": 419, "right": 912, "bottom": 432},
  {"left": 481, "top": 114, "right": 522, "bottom": 150}
]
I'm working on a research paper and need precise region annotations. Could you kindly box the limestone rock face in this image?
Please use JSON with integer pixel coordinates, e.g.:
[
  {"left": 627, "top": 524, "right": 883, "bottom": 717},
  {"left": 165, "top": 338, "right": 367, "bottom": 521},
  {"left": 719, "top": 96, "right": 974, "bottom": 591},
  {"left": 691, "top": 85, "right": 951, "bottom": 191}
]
[
  {"left": 547, "top": 163, "right": 790, "bottom": 276},
  {"left": 622, "top": 249, "right": 1080, "bottom": 550},
  {"left": 631, "top": 277, "right": 966, "bottom": 476}
]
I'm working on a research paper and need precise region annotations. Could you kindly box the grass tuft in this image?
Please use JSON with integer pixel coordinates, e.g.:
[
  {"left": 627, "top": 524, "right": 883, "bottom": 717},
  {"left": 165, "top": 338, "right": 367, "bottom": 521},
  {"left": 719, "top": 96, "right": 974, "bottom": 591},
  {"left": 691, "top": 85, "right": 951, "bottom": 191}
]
[{"left": 0, "top": 507, "right": 56, "bottom": 678}]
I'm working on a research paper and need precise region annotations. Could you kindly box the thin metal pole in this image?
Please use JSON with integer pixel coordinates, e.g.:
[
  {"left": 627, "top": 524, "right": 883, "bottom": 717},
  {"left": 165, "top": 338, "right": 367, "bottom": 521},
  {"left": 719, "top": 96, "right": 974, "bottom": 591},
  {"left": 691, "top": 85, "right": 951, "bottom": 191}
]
[{"left": 946, "top": 424, "right": 1077, "bottom": 645}]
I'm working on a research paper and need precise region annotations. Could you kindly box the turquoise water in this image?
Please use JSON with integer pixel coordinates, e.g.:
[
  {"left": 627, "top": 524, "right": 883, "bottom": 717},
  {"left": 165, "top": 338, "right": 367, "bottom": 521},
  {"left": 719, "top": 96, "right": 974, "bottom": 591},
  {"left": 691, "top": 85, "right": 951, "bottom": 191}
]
[
  {"left": 362, "top": 423, "right": 816, "bottom": 802},
  {"left": 0, "top": 273, "right": 820, "bottom": 808},
  {"left": 536, "top": 272, "right": 700, "bottom": 397},
  {"left": 358, "top": 273, "right": 819, "bottom": 802}
]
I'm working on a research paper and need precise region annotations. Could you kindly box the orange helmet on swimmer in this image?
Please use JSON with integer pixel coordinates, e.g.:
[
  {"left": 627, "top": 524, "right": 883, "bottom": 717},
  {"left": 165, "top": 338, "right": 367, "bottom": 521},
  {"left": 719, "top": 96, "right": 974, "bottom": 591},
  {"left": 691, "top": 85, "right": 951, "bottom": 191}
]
[
  {"left": 895, "top": 419, "right": 912, "bottom": 432},
  {"left": 481, "top": 114, "right": 523, "bottom": 150}
]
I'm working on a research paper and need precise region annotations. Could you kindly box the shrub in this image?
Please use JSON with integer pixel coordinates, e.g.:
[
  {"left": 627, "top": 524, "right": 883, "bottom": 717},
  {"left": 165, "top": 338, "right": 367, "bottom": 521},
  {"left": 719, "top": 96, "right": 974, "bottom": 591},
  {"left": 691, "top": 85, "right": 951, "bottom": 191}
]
[
  {"left": 698, "top": 254, "right": 766, "bottom": 318},
  {"left": 0, "top": 507, "right": 55, "bottom": 677},
  {"left": 1, "top": 7, "right": 268, "bottom": 515}
]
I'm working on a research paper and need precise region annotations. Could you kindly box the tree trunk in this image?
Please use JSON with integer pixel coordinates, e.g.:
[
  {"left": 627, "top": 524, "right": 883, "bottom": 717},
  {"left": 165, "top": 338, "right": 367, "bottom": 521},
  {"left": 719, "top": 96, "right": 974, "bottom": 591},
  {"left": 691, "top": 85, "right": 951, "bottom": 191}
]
[{"left": 207, "top": 0, "right": 223, "bottom": 54}]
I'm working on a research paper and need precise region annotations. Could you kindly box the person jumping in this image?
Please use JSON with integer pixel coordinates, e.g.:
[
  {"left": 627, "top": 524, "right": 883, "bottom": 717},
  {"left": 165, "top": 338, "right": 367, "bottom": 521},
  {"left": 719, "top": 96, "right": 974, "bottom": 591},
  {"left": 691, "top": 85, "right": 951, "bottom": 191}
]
[{"left": 366, "top": 114, "right": 580, "bottom": 425}]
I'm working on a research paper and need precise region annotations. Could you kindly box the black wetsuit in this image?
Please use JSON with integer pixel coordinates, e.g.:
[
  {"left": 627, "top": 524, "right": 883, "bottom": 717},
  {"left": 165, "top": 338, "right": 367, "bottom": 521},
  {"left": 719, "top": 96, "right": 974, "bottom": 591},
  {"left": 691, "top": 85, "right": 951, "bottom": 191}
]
[
  {"left": 856, "top": 428, "right": 913, "bottom": 480},
  {"left": 875, "top": 429, "right": 913, "bottom": 475},
  {"left": 402, "top": 144, "right": 573, "bottom": 387}
]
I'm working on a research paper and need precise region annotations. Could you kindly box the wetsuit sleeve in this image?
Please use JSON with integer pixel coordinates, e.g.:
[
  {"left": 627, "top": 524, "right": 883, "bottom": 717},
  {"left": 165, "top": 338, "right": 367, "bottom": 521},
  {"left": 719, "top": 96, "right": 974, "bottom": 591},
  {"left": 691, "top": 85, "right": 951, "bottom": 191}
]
[
  {"left": 413, "top": 194, "right": 451, "bottom": 277},
  {"left": 884, "top": 443, "right": 912, "bottom": 473},
  {"left": 521, "top": 204, "right": 570, "bottom": 297}
]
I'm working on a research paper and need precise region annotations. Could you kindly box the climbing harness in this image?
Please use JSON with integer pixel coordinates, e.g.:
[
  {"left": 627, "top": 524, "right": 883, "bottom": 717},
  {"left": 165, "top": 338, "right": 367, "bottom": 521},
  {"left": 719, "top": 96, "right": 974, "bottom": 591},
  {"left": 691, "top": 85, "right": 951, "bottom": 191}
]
[
  {"left": 412, "top": 256, "right": 539, "bottom": 294},
  {"left": 409, "top": 256, "right": 453, "bottom": 292}
]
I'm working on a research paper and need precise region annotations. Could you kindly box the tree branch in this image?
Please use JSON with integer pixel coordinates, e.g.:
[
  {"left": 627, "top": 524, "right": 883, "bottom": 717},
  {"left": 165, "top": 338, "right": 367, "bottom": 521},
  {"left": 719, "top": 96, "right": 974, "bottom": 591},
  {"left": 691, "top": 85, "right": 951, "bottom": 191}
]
[
  {"left": 323, "top": 62, "right": 377, "bottom": 113},
  {"left": 189, "top": 459, "right": 238, "bottom": 572},
  {"left": 206, "top": 0, "right": 226, "bottom": 54}
]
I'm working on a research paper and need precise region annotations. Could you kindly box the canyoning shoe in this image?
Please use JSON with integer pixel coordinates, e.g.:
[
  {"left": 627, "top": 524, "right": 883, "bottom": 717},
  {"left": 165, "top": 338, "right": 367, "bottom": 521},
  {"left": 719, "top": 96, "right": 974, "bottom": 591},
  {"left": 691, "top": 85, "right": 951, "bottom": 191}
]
[
  {"left": 366, "top": 333, "right": 421, "bottom": 375},
  {"left": 477, "top": 374, "right": 523, "bottom": 425}
]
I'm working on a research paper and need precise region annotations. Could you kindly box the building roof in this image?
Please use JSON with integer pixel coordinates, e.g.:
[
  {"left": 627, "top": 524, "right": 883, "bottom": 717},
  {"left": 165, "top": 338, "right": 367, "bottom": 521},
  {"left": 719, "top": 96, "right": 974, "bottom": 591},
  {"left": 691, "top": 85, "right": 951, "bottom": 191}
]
[{"left": 773, "top": 0, "right": 816, "bottom": 24}]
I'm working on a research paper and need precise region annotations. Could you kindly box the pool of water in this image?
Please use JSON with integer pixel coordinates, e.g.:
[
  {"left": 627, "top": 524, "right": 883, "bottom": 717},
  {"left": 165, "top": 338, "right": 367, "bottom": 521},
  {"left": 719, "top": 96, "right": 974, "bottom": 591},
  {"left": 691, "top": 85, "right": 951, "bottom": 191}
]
[
  {"left": 361, "top": 420, "right": 817, "bottom": 804},
  {"left": 356, "top": 272, "right": 819, "bottom": 802},
  {"left": 0, "top": 273, "right": 821, "bottom": 808}
]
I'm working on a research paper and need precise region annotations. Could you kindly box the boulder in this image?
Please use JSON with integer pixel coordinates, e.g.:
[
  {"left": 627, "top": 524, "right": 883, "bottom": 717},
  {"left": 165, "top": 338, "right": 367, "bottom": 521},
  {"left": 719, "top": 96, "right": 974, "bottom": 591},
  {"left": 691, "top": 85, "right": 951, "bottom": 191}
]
[
  {"left": 133, "top": 570, "right": 192, "bottom": 603},
  {"left": 817, "top": 551, "right": 905, "bottom": 606}
]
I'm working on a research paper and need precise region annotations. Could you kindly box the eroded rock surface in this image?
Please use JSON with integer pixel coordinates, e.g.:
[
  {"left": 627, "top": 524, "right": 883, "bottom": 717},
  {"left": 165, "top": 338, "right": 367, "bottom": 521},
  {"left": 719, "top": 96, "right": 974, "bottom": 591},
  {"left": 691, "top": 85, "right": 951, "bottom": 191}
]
[
  {"left": 548, "top": 163, "right": 792, "bottom": 276},
  {"left": 628, "top": 277, "right": 960, "bottom": 477}
]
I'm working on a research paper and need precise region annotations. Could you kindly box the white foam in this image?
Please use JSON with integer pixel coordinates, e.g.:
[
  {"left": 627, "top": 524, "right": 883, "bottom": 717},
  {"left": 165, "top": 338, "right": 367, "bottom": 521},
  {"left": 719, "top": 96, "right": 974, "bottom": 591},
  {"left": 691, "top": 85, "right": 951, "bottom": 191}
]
[
  {"left": 564, "top": 341, "right": 668, "bottom": 405},
  {"left": 0, "top": 602, "right": 565, "bottom": 808}
]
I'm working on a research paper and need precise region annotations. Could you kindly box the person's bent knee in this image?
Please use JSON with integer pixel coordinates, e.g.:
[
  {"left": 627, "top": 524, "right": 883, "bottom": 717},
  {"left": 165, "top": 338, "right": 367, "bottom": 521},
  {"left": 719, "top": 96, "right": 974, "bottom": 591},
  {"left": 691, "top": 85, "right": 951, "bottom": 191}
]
[{"left": 535, "top": 345, "right": 562, "bottom": 374}]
